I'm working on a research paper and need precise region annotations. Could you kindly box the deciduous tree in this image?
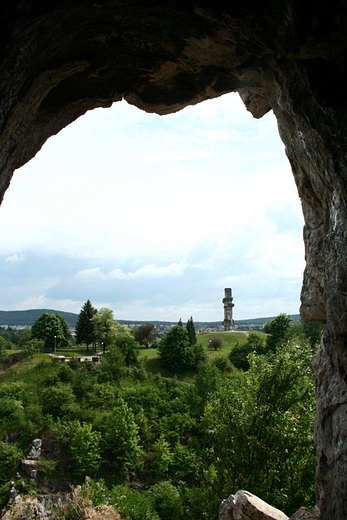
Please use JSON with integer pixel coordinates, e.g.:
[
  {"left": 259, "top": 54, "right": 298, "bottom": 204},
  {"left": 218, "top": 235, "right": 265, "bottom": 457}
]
[
  {"left": 264, "top": 313, "right": 292, "bottom": 352},
  {"left": 134, "top": 323, "right": 156, "bottom": 348},
  {"left": 204, "top": 341, "right": 315, "bottom": 515},
  {"left": 208, "top": 335, "right": 222, "bottom": 351},
  {"left": 158, "top": 325, "right": 194, "bottom": 372},
  {"left": 91, "top": 308, "right": 117, "bottom": 352},
  {"left": 31, "top": 313, "right": 71, "bottom": 351}
]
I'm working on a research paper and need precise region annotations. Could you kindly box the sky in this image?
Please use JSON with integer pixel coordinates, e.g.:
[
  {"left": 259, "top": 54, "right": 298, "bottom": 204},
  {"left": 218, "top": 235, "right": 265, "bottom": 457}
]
[{"left": 0, "top": 93, "right": 305, "bottom": 322}]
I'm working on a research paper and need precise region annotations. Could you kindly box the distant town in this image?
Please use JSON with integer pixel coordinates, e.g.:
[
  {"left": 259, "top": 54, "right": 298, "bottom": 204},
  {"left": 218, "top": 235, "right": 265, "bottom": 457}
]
[{"left": 0, "top": 308, "right": 301, "bottom": 334}]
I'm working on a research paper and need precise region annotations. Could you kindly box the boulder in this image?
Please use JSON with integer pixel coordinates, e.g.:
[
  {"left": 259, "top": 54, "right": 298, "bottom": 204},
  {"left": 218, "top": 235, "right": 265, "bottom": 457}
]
[{"left": 219, "top": 490, "right": 289, "bottom": 520}]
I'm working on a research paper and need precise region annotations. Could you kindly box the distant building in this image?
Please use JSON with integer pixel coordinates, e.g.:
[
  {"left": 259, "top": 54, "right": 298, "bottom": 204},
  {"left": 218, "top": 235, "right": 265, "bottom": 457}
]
[{"left": 222, "top": 288, "right": 234, "bottom": 331}]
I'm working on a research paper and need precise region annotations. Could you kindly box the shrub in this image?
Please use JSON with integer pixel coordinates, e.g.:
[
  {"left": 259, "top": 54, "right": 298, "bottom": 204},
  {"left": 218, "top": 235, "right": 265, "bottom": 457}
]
[
  {"left": 40, "top": 382, "right": 76, "bottom": 418},
  {"left": 229, "top": 333, "right": 266, "bottom": 371},
  {"left": 211, "top": 354, "right": 232, "bottom": 373},
  {"left": 158, "top": 325, "right": 194, "bottom": 372},
  {"left": 146, "top": 481, "right": 183, "bottom": 520}
]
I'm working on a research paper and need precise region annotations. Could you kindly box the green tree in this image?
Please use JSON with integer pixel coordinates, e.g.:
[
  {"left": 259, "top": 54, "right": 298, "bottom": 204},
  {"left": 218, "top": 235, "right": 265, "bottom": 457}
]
[
  {"left": 75, "top": 299, "right": 97, "bottom": 351},
  {"left": 70, "top": 421, "right": 101, "bottom": 476},
  {"left": 91, "top": 308, "right": 120, "bottom": 352},
  {"left": 0, "top": 337, "right": 8, "bottom": 367},
  {"left": 101, "top": 346, "right": 126, "bottom": 382},
  {"left": 113, "top": 332, "right": 139, "bottom": 367},
  {"left": 31, "top": 313, "right": 71, "bottom": 351},
  {"left": 203, "top": 341, "right": 315, "bottom": 515},
  {"left": 208, "top": 335, "right": 223, "bottom": 351},
  {"left": 134, "top": 323, "right": 156, "bottom": 348},
  {"left": 264, "top": 313, "right": 292, "bottom": 352},
  {"left": 0, "top": 442, "right": 23, "bottom": 485},
  {"left": 186, "top": 316, "right": 197, "bottom": 346},
  {"left": 229, "top": 332, "right": 266, "bottom": 371},
  {"left": 101, "top": 398, "right": 142, "bottom": 470},
  {"left": 158, "top": 325, "right": 194, "bottom": 372},
  {"left": 147, "top": 482, "right": 183, "bottom": 520},
  {"left": 21, "top": 338, "right": 43, "bottom": 357},
  {"left": 40, "top": 382, "right": 76, "bottom": 418}
]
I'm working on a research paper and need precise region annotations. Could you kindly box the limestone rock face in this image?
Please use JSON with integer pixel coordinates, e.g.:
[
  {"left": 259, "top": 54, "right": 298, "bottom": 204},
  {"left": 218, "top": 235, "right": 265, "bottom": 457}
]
[
  {"left": 219, "top": 490, "right": 289, "bottom": 520},
  {"left": 1, "top": 2, "right": 347, "bottom": 519}
]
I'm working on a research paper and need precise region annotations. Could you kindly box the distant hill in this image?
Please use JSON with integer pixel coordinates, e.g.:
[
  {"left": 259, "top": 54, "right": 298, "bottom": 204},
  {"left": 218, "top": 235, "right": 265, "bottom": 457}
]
[
  {"left": 0, "top": 309, "right": 301, "bottom": 329},
  {"left": 0, "top": 309, "right": 79, "bottom": 327}
]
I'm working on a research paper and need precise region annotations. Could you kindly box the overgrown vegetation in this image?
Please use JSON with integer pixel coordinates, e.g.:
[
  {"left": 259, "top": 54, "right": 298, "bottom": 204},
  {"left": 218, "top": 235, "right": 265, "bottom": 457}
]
[{"left": 0, "top": 308, "right": 320, "bottom": 519}]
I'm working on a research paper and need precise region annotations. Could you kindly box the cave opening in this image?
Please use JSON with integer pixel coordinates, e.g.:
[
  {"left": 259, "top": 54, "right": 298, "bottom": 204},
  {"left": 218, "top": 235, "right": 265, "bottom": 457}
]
[{"left": 0, "top": 93, "right": 304, "bottom": 322}]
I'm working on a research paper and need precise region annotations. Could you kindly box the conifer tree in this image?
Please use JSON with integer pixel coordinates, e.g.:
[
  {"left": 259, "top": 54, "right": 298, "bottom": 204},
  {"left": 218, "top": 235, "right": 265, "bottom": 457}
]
[
  {"left": 186, "top": 316, "right": 197, "bottom": 346},
  {"left": 75, "top": 299, "right": 97, "bottom": 351}
]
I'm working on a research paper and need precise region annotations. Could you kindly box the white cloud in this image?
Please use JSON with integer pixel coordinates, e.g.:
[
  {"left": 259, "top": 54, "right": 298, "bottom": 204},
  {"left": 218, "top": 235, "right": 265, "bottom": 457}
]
[
  {"left": 76, "top": 262, "right": 186, "bottom": 281},
  {"left": 0, "top": 93, "right": 305, "bottom": 319},
  {"left": 5, "top": 253, "right": 25, "bottom": 265}
]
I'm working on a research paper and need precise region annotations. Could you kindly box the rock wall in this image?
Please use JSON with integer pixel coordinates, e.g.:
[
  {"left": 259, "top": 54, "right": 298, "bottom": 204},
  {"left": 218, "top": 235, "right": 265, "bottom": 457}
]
[{"left": 1, "top": 2, "right": 347, "bottom": 518}]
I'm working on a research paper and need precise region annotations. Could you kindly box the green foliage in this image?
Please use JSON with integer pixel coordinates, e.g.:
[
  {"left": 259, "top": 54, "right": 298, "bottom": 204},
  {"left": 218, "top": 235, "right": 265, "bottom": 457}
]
[
  {"left": 113, "top": 332, "right": 139, "bottom": 367},
  {"left": 208, "top": 336, "right": 223, "bottom": 350},
  {"left": 147, "top": 481, "right": 183, "bottom": 520},
  {"left": 264, "top": 313, "right": 292, "bottom": 352},
  {"left": 111, "top": 485, "right": 160, "bottom": 520},
  {"left": 0, "top": 337, "right": 8, "bottom": 367},
  {"left": 101, "top": 346, "right": 126, "bottom": 382},
  {"left": 191, "top": 342, "right": 207, "bottom": 367},
  {"left": 203, "top": 341, "right": 316, "bottom": 515},
  {"left": 302, "top": 320, "right": 321, "bottom": 347},
  {"left": 229, "top": 332, "right": 266, "bottom": 371},
  {"left": 151, "top": 435, "right": 173, "bottom": 476},
  {"left": 210, "top": 354, "right": 232, "bottom": 373},
  {"left": 83, "top": 481, "right": 160, "bottom": 520},
  {"left": 0, "top": 381, "right": 27, "bottom": 423},
  {"left": 158, "top": 325, "right": 194, "bottom": 372},
  {"left": 0, "top": 381, "right": 27, "bottom": 401},
  {"left": 186, "top": 316, "right": 197, "bottom": 346},
  {"left": 0, "top": 442, "right": 23, "bottom": 485},
  {"left": 37, "top": 458, "right": 57, "bottom": 478},
  {"left": 70, "top": 421, "right": 101, "bottom": 476},
  {"left": 86, "top": 382, "right": 117, "bottom": 409},
  {"left": 91, "top": 308, "right": 126, "bottom": 351},
  {"left": 193, "top": 362, "right": 221, "bottom": 412},
  {"left": 40, "top": 382, "right": 76, "bottom": 418},
  {"left": 134, "top": 323, "right": 156, "bottom": 347},
  {"left": 31, "top": 313, "right": 71, "bottom": 351},
  {"left": 21, "top": 338, "right": 43, "bottom": 357},
  {"left": 75, "top": 300, "right": 97, "bottom": 350},
  {"left": 0, "top": 324, "right": 318, "bottom": 519},
  {"left": 100, "top": 398, "right": 142, "bottom": 471}
]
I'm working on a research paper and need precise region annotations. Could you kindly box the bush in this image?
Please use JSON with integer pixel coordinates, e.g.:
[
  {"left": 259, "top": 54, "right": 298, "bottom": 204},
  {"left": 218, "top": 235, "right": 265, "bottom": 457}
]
[
  {"left": 158, "top": 325, "right": 194, "bottom": 372},
  {"left": 211, "top": 354, "right": 232, "bottom": 373},
  {"left": 229, "top": 333, "right": 266, "bottom": 371},
  {"left": 204, "top": 341, "right": 316, "bottom": 515},
  {"left": 40, "top": 382, "right": 76, "bottom": 418},
  {"left": 146, "top": 481, "right": 183, "bottom": 520},
  {"left": 110, "top": 485, "right": 159, "bottom": 520},
  {"left": 208, "top": 336, "right": 223, "bottom": 350}
]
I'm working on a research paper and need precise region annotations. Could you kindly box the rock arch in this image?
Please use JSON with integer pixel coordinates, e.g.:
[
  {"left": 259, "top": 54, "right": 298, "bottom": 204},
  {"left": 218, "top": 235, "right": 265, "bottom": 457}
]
[{"left": 1, "top": 2, "right": 347, "bottom": 518}]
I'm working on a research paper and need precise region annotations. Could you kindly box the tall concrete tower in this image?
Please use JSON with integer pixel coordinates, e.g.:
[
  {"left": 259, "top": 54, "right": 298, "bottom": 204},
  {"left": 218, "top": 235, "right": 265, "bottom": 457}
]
[{"left": 222, "top": 288, "right": 234, "bottom": 331}]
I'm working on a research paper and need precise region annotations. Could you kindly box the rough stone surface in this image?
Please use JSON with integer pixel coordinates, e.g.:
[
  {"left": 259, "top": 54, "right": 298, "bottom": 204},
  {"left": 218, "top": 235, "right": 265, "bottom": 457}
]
[
  {"left": 1, "top": 2, "right": 347, "bottom": 519},
  {"left": 289, "top": 507, "right": 320, "bottom": 520},
  {"left": 26, "top": 438, "right": 42, "bottom": 460},
  {"left": 219, "top": 490, "right": 289, "bottom": 520},
  {"left": 21, "top": 459, "right": 38, "bottom": 479}
]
